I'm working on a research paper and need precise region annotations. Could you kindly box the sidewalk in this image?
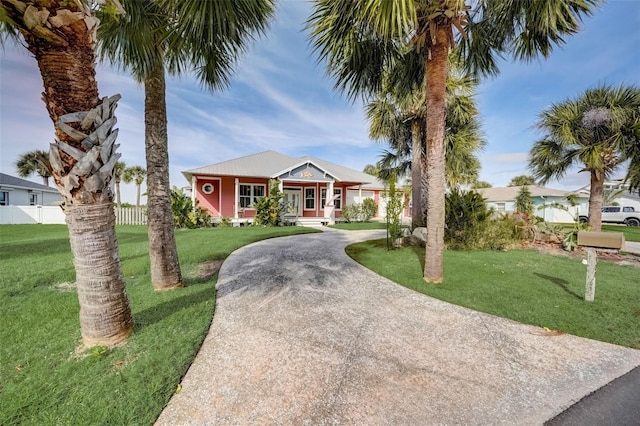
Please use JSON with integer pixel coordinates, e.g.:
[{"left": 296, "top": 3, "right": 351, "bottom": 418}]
[{"left": 156, "top": 229, "right": 640, "bottom": 425}]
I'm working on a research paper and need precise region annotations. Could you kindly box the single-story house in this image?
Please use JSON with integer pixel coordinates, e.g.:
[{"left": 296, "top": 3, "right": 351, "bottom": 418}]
[
  {"left": 182, "top": 150, "right": 408, "bottom": 225},
  {"left": 0, "top": 172, "right": 61, "bottom": 206},
  {"left": 476, "top": 185, "right": 587, "bottom": 223}
]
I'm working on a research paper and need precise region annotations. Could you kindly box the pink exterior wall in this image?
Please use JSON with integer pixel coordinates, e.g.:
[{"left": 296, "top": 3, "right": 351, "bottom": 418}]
[{"left": 193, "top": 175, "right": 381, "bottom": 219}]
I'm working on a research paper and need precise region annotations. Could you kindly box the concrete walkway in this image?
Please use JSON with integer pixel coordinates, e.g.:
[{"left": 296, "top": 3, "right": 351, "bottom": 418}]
[{"left": 156, "top": 228, "right": 640, "bottom": 425}]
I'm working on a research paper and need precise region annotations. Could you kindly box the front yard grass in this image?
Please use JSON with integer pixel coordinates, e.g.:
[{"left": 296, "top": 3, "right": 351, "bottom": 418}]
[
  {"left": 0, "top": 224, "right": 317, "bottom": 425},
  {"left": 346, "top": 239, "right": 640, "bottom": 349},
  {"left": 602, "top": 224, "right": 640, "bottom": 242},
  {"left": 330, "top": 221, "right": 390, "bottom": 230}
]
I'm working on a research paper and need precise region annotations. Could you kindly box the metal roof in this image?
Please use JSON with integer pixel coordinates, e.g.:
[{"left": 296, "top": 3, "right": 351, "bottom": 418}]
[{"left": 182, "top": 150, "right": 376, "bottom": 185}]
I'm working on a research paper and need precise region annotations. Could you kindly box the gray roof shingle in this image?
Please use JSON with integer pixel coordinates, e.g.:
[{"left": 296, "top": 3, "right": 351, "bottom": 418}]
[{"left": 476, "top": 185, "right": 584, "bottom": 202}]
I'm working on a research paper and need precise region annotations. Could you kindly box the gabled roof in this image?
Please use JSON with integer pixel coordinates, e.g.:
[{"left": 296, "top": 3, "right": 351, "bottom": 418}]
[
  {"left": 0, "top": 172, "right": 59, "bottom": 193},
  {"left": 183, "top": 150, "right": 376, "bottom": 185},
  {"left": 476, "top": 185, "right": 582, "bottom": 202}
]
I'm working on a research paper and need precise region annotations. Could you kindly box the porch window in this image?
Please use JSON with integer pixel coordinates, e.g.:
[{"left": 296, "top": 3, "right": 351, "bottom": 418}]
[
  {"left": 239, "top": 184, "right": 265, "bottom": 208},
  {"left": 321, "top": 188, "right": 327, "bottom": 208},
  {"left": 304, "top": 188, "right": 315, "bottom": 210},
  {"left": 333, "top": 188, "right": 342, "bottom": 210},
  {"left": 0, "top": 191, "right": 8, "bottom": 206},
  {"left": 29, "top": 193, "right": 37, "bottom": 206},
  {"left": 495, "top": 202, "right": 505, "bottom": 212}
]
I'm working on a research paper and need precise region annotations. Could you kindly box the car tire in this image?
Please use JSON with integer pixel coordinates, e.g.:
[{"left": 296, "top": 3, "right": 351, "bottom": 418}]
[
  {"left": 579, "top": 216, "right": 589, "bottom": 224},
  {"left": 625, "top": 218, "right": 640, "bottom": 227}
]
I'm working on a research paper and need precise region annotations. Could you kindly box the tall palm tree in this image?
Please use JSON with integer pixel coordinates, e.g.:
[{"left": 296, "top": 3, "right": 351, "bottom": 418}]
[
  {"left": 114, "top": 161, "right": 126, "bottom": 207},
  {"left": 122, "top": 165, "right": 146, "bottom": 208},
  {"left": 97, "top": 0, "right": 275, "bottom": 290},
  {"left": 529, "top": 84, "right": 640, "bottom": 231},
  {"left": 15, "top": 150, "right": 51, "bottom": 186},
  {"left": 1, "top": 0, "right": 133, "bottom": 347},
  {"left": 308, "top": 0, "right": 599, "bottom": 282},
  {"left": 367, "top": 57, "right": 485, "bottom": 227}
]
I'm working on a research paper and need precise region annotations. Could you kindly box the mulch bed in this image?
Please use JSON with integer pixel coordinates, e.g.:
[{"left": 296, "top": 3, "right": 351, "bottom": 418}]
[{"left": 522, "top": 240, "right": 640, "bottom": 268}]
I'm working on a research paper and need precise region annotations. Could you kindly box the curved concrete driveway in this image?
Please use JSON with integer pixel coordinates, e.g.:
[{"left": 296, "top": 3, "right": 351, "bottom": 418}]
[{"left": 157, "top": 228, "right": 640, "bottom": 425}]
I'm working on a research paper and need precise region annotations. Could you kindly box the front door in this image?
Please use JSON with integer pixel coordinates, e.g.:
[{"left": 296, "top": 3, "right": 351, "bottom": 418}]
[{"left": 283, "top": 189, "right": 302, "bottom": 216}]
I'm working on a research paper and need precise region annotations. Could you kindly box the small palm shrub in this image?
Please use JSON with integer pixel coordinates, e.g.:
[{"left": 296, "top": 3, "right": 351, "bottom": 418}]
[{"left": 361, "top": 198, "right": 378, "bottom": 221}]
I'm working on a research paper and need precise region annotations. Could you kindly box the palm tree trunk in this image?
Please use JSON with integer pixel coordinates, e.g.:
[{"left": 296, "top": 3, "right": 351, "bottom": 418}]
[
  {"left": 423, "top": 26, "right": 450, "bottom": 284},
  {"left": 145, "top": 61, "right": 183, "bottom": 290},
  {"left": 588, "top": 170, "right": 605, "bottom": 231},
  {"left": 67, "top": 203, "right": 133, "bottom": 346},
  {"left": 115, "top": 181, "right": 122, "bottom": 207},
  {"left": 2, "top": 0, "right": 134, "bottom": 346},
  {"left": 411, "top": 119, "right": 423, "bottom": 228}
]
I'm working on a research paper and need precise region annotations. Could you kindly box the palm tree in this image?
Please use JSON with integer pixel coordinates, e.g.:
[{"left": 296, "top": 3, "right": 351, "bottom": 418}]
[
  {"left": 529, "top": 84, "right": 640, "bottom": 231},
  {"left": 122, "top": 165, "right": 146, "bottom": 208},
  {"left": 472, "top": 180, "right": 492, "bottom": 189},
  {"left": 1, "top": 0, "right": 133, "bottom": 347},
  {"left": 308, "top": 0, "right": 599, "bottom": 282},
  {"left": 15, "top": 150, "right": 51, "bottom": 186},
  {"left": 114, "top": 161, "right": 126, "bottom": 207},
  {"left": 508, "top": 175, "right": 536, "bottom": 187},
  {"left": 363, "top": 164, "right": 381, "bottom": 176},
  {"left": 97, "top": 0, "right": 275, "bottom": 290},
  {"left": 367, "top": 56, "right": 485, "bottom": 228}
]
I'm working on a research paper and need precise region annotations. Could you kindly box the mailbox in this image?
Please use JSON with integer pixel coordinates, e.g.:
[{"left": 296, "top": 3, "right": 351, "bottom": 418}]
[{"left": 577, "top": 231, "right": 625, "bottom": 250}]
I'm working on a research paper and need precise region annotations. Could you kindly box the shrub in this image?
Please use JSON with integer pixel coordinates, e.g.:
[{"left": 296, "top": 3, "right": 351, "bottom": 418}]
[
  {"left": 361, "top": 198, "right": 377, "bottom": 221},
  {"left": 253, "top": 180, "right": 287, "bottom": 227},
  {"left": 385, "top": 174, "right": 404, "bottom": 244},
  {"left": 170, "top": 187, "right": 211, "bottom": 229}
]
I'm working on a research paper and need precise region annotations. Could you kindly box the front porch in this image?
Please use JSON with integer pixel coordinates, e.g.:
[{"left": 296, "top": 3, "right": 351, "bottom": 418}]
[{"left": 213, "top": 216, "right": 335, "bottom": 228}]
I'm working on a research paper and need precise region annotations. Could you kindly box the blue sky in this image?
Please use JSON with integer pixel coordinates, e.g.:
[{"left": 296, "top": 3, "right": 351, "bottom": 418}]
[{"left": 1, "top": 0, "right": 639, "bottom": 204}]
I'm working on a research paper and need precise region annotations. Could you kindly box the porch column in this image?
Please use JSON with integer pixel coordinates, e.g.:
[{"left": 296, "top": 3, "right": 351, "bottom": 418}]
[
  {"left": 278, "top": 180, "right": 283, "bottom": 193},
  {"left": 191, "top": 176, "right": 196, "bottom": 208},
  {"left": 327, "top": 180, "right": 335, "bottom": 224},
  {"left": 234, "top": 178, "right": 239, "bottom": 219},
  {"left": 358, "top": 184, "right": 362, "bottom": 203}
]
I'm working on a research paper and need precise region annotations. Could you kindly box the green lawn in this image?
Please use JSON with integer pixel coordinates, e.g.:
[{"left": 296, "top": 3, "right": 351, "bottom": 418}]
[
  {"left": 346, "top": 239, "right": 640, "bottom": 349},
  {"left": 602, "top": 224, "right": 640, "bottom": 242},
  {"left": 0, "top": 224, "right": 317, "bottom": 425}
]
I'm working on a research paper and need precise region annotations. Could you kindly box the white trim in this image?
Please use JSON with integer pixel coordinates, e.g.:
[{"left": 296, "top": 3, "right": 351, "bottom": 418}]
[
  {"left": 234, "top": 178, "right": 239, "bottom": 219},
  {"left": 202, "top": 183, "right": 214, "bottom": 194},
  {"left": 238, "top": 182, "right": 266, "bottom": 210},
  {"left": 304, "top": 186, "right": 316, "bottom": 211},
  {"left": 333, "top": 187, "right": 342, "bottom": 210},
  {"left": 271, "top": 160, "right": 338, "bottom": 181},
  {"left": 191, "top": 176, "right": 196, "bottom": 208}
]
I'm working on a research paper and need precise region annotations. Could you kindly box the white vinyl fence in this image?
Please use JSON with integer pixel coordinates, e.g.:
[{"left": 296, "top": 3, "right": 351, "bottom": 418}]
[{"left": 0, "top": 206, "right": 147, "bottom": 225}]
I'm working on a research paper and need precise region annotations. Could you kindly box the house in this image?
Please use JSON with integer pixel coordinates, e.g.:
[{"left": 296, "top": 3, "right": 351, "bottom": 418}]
[
  {"left": 182, "top": 151, "right": 405, "bottom": 225},
  {"left": 0, "top": 173, "right": 64, "bottom": 224},
  {"left": 0, "top": 173, "right": 61, "bottom": 206},
  {"left": 476, "top": 185, "right": 587, "bottom": 223}
]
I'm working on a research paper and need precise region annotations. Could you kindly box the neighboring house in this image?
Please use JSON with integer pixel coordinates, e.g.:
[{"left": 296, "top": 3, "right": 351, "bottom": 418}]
[
  {"left": 183, "top": 150, "right": 406, "bottom": 225},
  {"left": 0, "top": 172, "right": 64, "bottom": 224},
  {"left": 476, "top": 185, "right": 586, "bottom": 223},
  {"left": 0, "top": 172, "right": 61, "bottom": 206},
  {"left": 575, "top": 179, "right": 640, "bottom": 213}
]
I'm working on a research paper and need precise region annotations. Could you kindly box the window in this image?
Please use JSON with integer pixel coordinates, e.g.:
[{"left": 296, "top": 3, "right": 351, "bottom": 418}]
[
  {"left": 29, "top": 193, "right": 38, "bottom": 206},
  {"left": 602, "top": 206, "right": 620, "bottom": 213},
  {"left": 304, "top": 188, "right": 315, "bottom": 210},
  {"left": 495, "top": 202, "right": 506, "bottom": 212},
  {"left": 202, "top": 183, "right": 214, "bottom": 194},
  {"left": 239, "top": 184, "right": 266, "bottom": 208},
  {"left": 333, "top": 188, "right": 342, "bottom": 210},
  {"left": 623, "top": 206, "right": 635, "bottom": 212},
  {"left": 0, "top": 191, "right": 7, "bottom": 206},
  {"left": 321, "top": 188, "right": 327, "bottom": 208}
]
